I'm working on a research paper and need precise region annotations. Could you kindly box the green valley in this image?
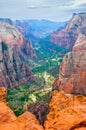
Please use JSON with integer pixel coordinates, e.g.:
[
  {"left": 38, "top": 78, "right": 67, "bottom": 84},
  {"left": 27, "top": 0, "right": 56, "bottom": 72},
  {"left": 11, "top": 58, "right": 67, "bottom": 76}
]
[{"left": 6, "top": 37, "right": 69, "bottom": 116}]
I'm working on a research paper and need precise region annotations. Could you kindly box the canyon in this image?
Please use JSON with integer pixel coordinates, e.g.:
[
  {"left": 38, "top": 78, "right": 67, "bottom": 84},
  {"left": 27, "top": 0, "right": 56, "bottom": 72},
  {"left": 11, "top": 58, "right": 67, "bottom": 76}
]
[{"left": 0, "top": 12, "right": 86, "bottom": 130}]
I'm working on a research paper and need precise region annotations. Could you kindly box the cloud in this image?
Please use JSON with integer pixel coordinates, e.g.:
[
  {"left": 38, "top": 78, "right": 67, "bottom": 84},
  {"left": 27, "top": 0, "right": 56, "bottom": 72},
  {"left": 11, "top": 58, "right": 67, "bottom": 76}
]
[
  {"left": 78, "top": 3, "right": 86, "bottom": 8},
  {"left": 69, "top": 0, "right": 86, "bottom": 9},
  {"left": 73, "top": 0, "right": 86, "bottom": 6},
  {"left": 0, "top": 0, "right": 86, "bottom": 21},
  {"left": 27, "top": 5, "right": 51, "bottom": 9},
  {"left": 58, "top": 0, "right": 86, "bottom": 10},
  {"left": 61, "top": 3, "right": 74, "bottom": 7}
]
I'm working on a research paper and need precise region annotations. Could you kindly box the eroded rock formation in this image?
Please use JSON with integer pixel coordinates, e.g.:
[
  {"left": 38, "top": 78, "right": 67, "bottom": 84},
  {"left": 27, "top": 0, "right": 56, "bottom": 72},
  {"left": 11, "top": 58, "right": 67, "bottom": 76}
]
[
  {"left": 1, "top": 87, "right": 86, "bottom": 130},
  {"left": 50, "top": 12, "right": 86, "bottom": 49},
  {"left": 53, "top": 33, "right": 86, "bottom": 95},
  {"left": 0, "top": 87, "right": 44, "bottom": 130},
  {"left": 44, "top": 91, "right": 86, "bottom": 130}
]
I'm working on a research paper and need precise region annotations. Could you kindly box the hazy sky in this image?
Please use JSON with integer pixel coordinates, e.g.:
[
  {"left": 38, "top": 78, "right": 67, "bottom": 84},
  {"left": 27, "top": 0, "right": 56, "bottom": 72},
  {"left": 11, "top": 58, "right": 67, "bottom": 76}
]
[{"left": 0, "top": 0, "right": 86, "bottom": 21}]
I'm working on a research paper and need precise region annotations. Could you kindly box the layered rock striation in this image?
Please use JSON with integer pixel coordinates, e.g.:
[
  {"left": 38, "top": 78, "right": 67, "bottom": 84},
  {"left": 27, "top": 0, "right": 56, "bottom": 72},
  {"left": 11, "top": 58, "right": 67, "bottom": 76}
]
[
  {"left": 53, "top": 33, "right": 86, "bottom": 95},
  {"left": 0, "top": 20, "right": 35, "bottom": 88},
  {"left": 53, "top": 12, "right": 86, "bottom": 95},
  {"left": 50, "top": 12, "right": 86, "bottom": 49}
]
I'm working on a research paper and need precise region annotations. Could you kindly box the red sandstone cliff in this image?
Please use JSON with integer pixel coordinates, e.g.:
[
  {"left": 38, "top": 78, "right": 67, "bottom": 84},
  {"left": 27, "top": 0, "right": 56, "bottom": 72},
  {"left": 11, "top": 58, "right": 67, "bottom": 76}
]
[
  {"left": 0, "top": 21, "right": 35, "bottom": 88},
  {"left": 50, "top": 13, "right": 86, "bottom": 49},
  {"left": 53, "top": 33, "right": 86, "bottom": 95},
  {"left": 53, "top": 12, "right": 86, "bottom": 95}
]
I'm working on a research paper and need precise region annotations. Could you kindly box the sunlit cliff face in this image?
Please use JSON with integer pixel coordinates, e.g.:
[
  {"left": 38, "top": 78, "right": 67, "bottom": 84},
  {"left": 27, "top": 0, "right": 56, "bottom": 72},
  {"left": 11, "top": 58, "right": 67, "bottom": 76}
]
[{"left": 53, "top": 13, "right": 86, "bottom": 95}]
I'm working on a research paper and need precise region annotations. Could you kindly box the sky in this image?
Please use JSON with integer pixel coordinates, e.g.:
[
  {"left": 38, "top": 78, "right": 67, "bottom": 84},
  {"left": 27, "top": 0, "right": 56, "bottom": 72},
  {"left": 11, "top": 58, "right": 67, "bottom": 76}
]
[{"left": 0, "top": 0, "right": 86, "bottom": 22}]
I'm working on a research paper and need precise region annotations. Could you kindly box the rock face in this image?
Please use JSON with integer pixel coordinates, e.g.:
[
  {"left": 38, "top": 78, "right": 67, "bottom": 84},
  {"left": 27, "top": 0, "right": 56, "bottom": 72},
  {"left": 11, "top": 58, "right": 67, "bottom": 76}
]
[
  {"left": 22, "top": 40, "right": 36, "bottom": 57},
  {"left": 28, "top": 101, "right": 49, "bottom": 125},
  {"left": 0, "top": 87, "right": 44, "bottom": 130},
  {"left": 1, "top": 87, "right": 86, "bottom": 130},
  {"left": 53, "top": 33, "right": 86, "bottom": 95},
  {"left": 15, "top": 20, "right": 66, "bottom": 40},
  {"left": 50, "top": 13, "right": 86, "bottom": 49},
  {"left": 44, "top": 91, "right": 86, "bottom": 130},
  {"left": 15, "top": 20, "right": 39, "bottom": 42},
  {"left": 53, "top": 12, "right": 86, "bottom": 95},
  {"left": 0, "top": 111, "right": 44, "bottom": 130},
  {"left": 0, "top": 87, "right": 17, "bottom": 122},
  {"left": 0, "top": 20, "right": 35, "bottom": 88}
]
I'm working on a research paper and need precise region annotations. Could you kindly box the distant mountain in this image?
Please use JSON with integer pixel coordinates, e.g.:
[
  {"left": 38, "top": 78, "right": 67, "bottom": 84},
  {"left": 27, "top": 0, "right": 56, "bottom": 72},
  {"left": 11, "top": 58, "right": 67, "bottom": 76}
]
[
  {"left": 0, "top": 18, "right": 13, "bottom": 24},
  {"left": 50, "top": 12, "right": 86, "bottom": 49},
  {"left": 15, "top": 19, "right": 67, "bottom": 39},
  {"left": 27, "top": 19, "right": 67, "bottom": 37},
  {"left": 15, "top": 20, "right": 39, "bottom": 43},
  {"left": 15, "top": 19, "right": 68, "bottom": 58}
]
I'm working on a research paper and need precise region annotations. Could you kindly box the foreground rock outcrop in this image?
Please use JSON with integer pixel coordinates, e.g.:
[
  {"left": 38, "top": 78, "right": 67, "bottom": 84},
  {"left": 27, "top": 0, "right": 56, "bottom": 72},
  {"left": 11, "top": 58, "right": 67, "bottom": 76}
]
[
  {"left": 0, "top": 20, "right": 35, "bottom": 87},
  {"left": 0, "top": 87, "right": 44, "bottom": 130},
  {"left": 50, "top": 12, "right": 86, "bottom": 49},
  {"left": 0, "top": 87, "right": 16, "bottom": 122},
  {"left": 0, "top": 111, "right": 44, "bottom": 130},
  {"left": 53, "top": 33, "right": 86, "bottom": 95},
  {"left": 1, "top": 87, "right": 86, "bottom": 130},
  {"left": 44, "top": 91, "right": 86, "bottom": 130}
]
